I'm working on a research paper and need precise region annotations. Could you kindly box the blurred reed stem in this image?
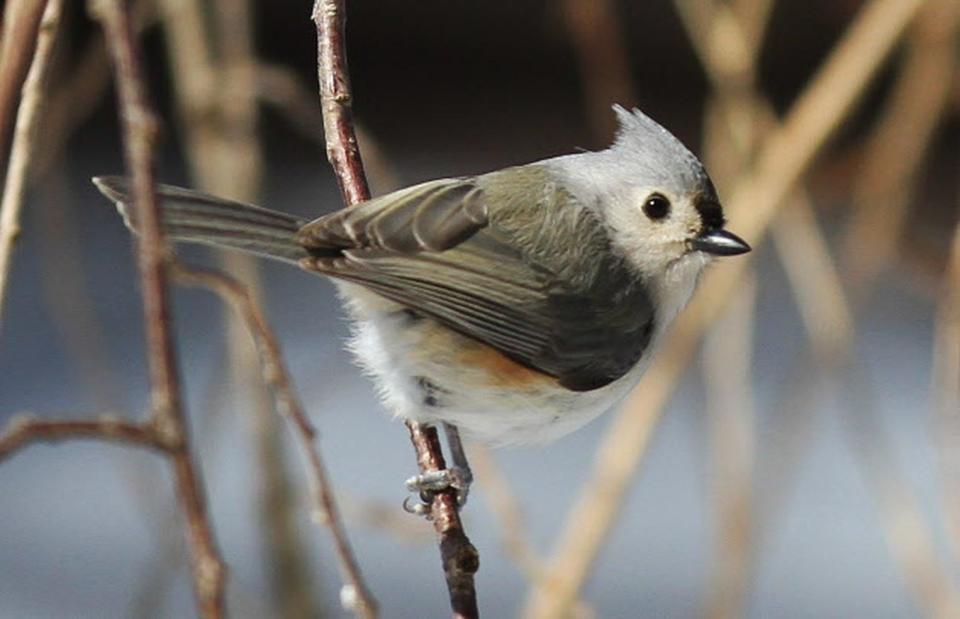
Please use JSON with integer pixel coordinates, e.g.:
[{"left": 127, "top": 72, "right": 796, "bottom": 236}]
[
  {"left": 524, "top": 0, "right": 928, "bottom": 616},
  {"left": 0, "top": 0, "right": 62, "bottom": 333}
]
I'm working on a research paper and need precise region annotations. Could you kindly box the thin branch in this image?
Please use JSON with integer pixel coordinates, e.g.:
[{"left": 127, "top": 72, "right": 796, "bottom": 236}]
[
  {"left": 313, "top": 0, "right": 369, "bottom": 205},
  {"left": 87, "top": 0, "right": 226, "bottom": 615},
  {"left": 407, "top": 422, "right": 481, "bottom": 619},
  {"left": 0, "top": 0, "right": 62, "bottom": 332},
  {"left": 0, "top": 0, "right": 48, "bottom": 170},
  {"left": 523, "top": 0, "right": 927, "bottom": 615},
  {"left": 157, "top": 0, "right": 319, "bottom": 613},
  {"left": 0, "top": 415, "right": 164, "bottom": 459},
  {"left": 172, "top": 263, "right": 378, "bottom": 619},
  {"left": 311, "top": 1, "right": 479, "bottom": 616},
  {"left": 255, "top": 62, "right": 401, "bottom": 194}
]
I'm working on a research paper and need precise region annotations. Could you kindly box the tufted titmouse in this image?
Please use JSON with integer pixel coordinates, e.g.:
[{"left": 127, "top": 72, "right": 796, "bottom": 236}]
[{"left": 94, "top": 106, "right": 749, "bottom": 499}]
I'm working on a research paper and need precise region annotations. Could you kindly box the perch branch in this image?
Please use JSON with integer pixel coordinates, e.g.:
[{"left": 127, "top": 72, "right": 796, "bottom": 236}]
[
  {"left": 311, "top": 1, "right": 479, "bottom": 617},
  {"left": 172, "top": 264, "right": 377, "bottom": 619},
  {"left": 313, "top": 0, "right": 369, "bottom": 205}
]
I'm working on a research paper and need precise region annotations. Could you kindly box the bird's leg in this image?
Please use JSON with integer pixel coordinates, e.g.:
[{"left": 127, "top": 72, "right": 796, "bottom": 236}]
[
  {"left": 442, "top": 422, "right": 473, "bottom": 505},
  {"left": 404, "top": 423, "right": 473, "bottom": 514}
]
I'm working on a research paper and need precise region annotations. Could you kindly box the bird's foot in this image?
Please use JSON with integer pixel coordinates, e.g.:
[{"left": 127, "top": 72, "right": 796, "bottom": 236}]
[{"left": 403, "top": 466, "right": 473, "bottom": 516}]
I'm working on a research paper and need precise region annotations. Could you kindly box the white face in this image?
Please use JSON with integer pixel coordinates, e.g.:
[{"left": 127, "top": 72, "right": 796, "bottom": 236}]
[{"left": 606, "top": 184, "right": 717, "bottom": 280}]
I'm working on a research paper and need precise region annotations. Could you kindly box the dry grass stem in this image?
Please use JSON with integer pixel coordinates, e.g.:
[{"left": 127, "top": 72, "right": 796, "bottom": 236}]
[
  {"left": 843, "top": 0, "right": 960, "bottom": 291},
  {"left": 773, "top": 202, "right": 854, "bottom": 356},
  {"left": 731, "top": 0, "right": 775, "bottom": 52},
  {"left": 524, "top": 0, "right": 926, "bottom": 615},
  {"left": 702, "top": 272, "right": 757, "bottom": 619},
  {"left": 0, "top": 0, "right": 62, "bottom": 332},
  {"left": 843, "top": 363, "right": 960, "bottom": 618},
  {"left": 173, "top": 264, "right": 378, "bottom": 619},
  {"left": 468, "top": 444, "right": 542, "bottom": 580},
  {"left": 686, "top": 4, "right": 849, "bottom": 613},
  {"left": 32, "top": 0, "right": 156, "bottom": 181},
  {"left": 933, "top": 223, "right": 960, "bottom": 560},
  {"left": 312, "top": 1, "right": 478, "bottom": 615},
  {"left": 693, "top": 0, "right": 960, "bottom": 613},
  {"left": 561, "top": 0, "right": 636, "bottom": 141}
]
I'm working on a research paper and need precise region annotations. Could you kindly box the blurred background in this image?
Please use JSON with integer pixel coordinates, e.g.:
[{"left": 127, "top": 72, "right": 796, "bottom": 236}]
[{"left": 1, "top": 0, "right": 958, "bottom": 617}]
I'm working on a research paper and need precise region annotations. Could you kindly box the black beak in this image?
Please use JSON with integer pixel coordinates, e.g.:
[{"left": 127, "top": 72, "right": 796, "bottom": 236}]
[{"left": 690, "top": 229, "right": 751, "bottom": 256}]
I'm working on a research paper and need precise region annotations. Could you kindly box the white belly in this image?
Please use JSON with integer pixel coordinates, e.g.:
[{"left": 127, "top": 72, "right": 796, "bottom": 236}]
[{"left": 336, "top": 284, "right": 653, "bottom": 447}]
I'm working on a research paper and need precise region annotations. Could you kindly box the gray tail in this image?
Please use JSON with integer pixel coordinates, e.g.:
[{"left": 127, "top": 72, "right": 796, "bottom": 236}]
[{"left": 92, "top": 176, "right": 310, "bottom": 264}]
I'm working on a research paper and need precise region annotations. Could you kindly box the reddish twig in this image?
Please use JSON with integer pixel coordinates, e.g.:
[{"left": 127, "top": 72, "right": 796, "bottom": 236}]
[
  {"left": 311, "top": 1, "right": 479, "bottom": 616},
  {"left": 0, "top": 415, "right": 164, "bottom": 459},
  {"left": 172, "top": 263, "right": 378, "bottom": 619},
  {"left": 87, "top": 0, "right": 226, "bottom": 616},
  {"left": 312, "top": 0, "right": 369, "bottom": 206},
  {"left": 408, "top": 422, "right": 481, "bottom": 619}
]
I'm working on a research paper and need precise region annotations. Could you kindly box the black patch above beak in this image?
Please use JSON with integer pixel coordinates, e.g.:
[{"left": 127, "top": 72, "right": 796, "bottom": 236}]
[{"left": 690, "top": 229, "right": 751, "bottom": 256}]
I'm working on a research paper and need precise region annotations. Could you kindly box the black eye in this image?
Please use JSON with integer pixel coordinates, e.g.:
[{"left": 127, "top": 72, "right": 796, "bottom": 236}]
[{"left": 643, "top": 193, "right": 671, "bottom": 220}]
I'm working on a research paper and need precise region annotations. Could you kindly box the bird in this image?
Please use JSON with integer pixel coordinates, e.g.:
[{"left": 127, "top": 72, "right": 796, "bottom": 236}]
[{"left": 93, "top": 105, "right": 750, "bottom": 505}]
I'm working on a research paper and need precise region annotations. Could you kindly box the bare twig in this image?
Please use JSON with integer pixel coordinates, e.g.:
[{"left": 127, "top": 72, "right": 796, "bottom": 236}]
[
  {"left": 523, "top": 0, "right": 927, "bottom": 615},
  {"left": 313, "top": 0, "right": 369, "bottom": 205},
  {"left": 311, "top": 1, "right": 479, "bottom": 616},
  {"left": 255, "top": 62, "right": 401, "bottom": 195},
  {"left": 0, "top": 0, "right": 48, "bottom": 170},
  {"left": 0, "top": 415, "right": 163, "bottom": 458},
  {"left": 88, "top": 0, "right": 227, "bottom": 615},
  {"left": 173, "top": 263, "right": 378, "bottom": 619},
  {"left": 157, "top": 0, "right": 319, "bottom": 613},
  {"left": 407, "top": 422, "right": 481, "bottom": 618},
  {"left": 467, "top": 444, "right": 542, "bottom": 580},
  {"left": 0, "top": 0, "right": 62, "bottom": 332}
]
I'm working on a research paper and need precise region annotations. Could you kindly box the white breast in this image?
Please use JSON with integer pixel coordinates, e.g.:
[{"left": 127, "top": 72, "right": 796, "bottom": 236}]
[{"left": 334, "top": 246, "right": 707, "bottom": 447}]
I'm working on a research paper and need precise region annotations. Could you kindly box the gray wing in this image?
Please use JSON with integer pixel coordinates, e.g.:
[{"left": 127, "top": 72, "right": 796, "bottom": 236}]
[
  {"left": 296, "top": 178, "right": 489, "bottom": 253},
  {"left": 299, "top": 172, "right": 655, "bottom": 391}
]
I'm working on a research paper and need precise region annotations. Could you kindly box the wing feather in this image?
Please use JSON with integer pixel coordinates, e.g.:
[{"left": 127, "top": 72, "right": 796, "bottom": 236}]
[{"left": 298, "top": 170, "right": 655, "bottom": 391}]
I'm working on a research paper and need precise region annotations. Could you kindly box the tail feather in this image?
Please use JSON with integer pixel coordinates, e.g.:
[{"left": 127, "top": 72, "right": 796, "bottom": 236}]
[{"left": 93, "top": 176, "right": 310, "bottom": 264}]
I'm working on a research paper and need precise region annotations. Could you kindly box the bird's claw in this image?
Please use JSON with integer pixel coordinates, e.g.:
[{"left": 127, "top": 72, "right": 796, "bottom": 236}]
[{"left": 404, "top": 466, "right": 473, "bottom": 515}]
